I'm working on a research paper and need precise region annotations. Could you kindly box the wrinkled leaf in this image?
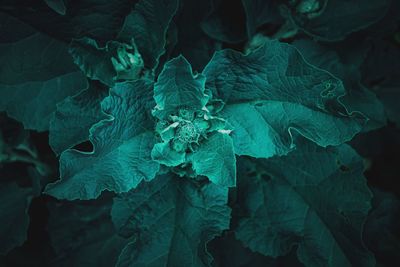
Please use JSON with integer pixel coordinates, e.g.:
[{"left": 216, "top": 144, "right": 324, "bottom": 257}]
[
  {"left": 49, "top": 81, "right": 108, "bottom": 155},
  {"left": 111, "top": 173, "right": 231, "bottom": 267},
  {"left": 203, "top": 40, "right": 365, "bottom": 158},
  {"left": 235, "top": 139, "right": 375, "bottom": 267},
  {"left": 45, "top": 80, "right": 159, "bottom": 200}
]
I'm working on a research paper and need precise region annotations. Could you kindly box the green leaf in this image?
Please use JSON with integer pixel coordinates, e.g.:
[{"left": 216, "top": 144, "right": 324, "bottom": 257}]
[
  {"left": 0, "top": 12, "right": 87, "bottom": 131},
  {"left": 235, "top": 139, "right": 375, "bottom": 267},
  {"left": 203, "top": 40, "right": 365, "bottom": 158},
  {"left": 118, "top": 0, "right": 179, "bottom": 69},
  {"left": 190, "top": 132, "right": 236, "bottom": 187},
  {"left": 284, "top": 0, "right": 391, "bottom": 41},
  {"left": 45, "top": 80, "right": 159, "bottom": 200},
  {"left": 47, "top": 197, "right": 128, "bottom": 267},
  {"left": 111, "top": 173, "right": 231, "bottom": 267},
  {"left": 153, "top": 56, "right": 208, "bottom": 117},
  {"left": 49, "top": 82, "right": 108, "bottom": 155}
]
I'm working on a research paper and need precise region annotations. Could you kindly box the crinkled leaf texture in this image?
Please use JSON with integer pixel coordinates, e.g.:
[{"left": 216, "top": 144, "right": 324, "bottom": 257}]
[
  {"left": 111, "top": 173, "right": 231, "bottom": 267},
  {"left": 47, "top": 198, "right": 128, "bottom": 267},
  {"left": 203, "top": 40, "right": 365, "bottom": 158},
  {"left": 235, "top": 139, "right": 375, "bottom": 267},
  {"left": 118, "top": 0, "right": 179, "bottom": 69},
  {"left": 153, "top": 55, "right": 208, "bottom": 115},
  {"left": 284, "top": 0, "right": 391, "bottom": 41},
  {"left": 190, "top": 132, "right": 236, "bottom": 187},
  {"left": 45, "top": 80, "right": 159, "bottom": 200},
  {"left": 49, "top": 82, "right": 108, "bottom": 155},
  {"left": 152, "top": 55, "right": 236, "bottom": 187},
  {"left": 0, "top": 12, "right": 87, "bottom": 131}
]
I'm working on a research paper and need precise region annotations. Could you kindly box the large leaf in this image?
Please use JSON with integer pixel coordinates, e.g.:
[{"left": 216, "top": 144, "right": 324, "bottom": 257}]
[
  {"left": 45, "top": 80, "right": 160, "bottom": 200},
  {"left": 111, "top": 173, "right": 231, "bottom": 267},
  {"left": 235, "top": 139, "right": 375, "bottom": 267},
  {"left": 0, "top": 12, "right": 87, "bottom": 131},
  {"left": 284, "top": 0, "right": 391, "bottom": 41},
  {"left": 153, "top": 55, "right": 208, "bottom": 116},
  {"left": 118, "top": 0, "right": 179, "bottom": 69},
  {"left": 49, "top": 81, "right": 108, "bottom": 155},
  {"left": 203, "top": 40, "right": 365, "bottom": 158},
  {"left": 293, "top": 39, "right": 386, "bottom": 131},
  {"left": 190, "top": 132, "right": 236, "bottom": 187},
  {"left": 47, "top": 197, "right": 128, "bottom": 267}
]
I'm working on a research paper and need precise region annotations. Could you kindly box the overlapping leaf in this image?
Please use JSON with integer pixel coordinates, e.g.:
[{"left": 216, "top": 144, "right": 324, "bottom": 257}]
[
  {"left": 235, "top": 139, "right": 375, "bottom": 267},
  {"left": 111, "top": 173, "right": 231, "bottom": 267},
  {"left": 203, "top": 40, "right": 365, "bottom": 158},
  {"left": 45, "top": 80, "right": 159, "bottom": 200}
]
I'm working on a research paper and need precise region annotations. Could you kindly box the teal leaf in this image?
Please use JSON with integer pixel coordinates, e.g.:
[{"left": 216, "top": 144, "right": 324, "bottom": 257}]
[
  {"left": 0, "top": 182, "right": 37, "bottom": 255},
  {"left": 49, "top": 82, "right": 108, "bottom": 155},
  {"left": 45, "top": 80, "right": 159, "bottom": 200},
  {"left": 118, "top": 0, "right": 179, "bottom": 69},
  {"left": 43, "top": 0, "right": 66, "bottom": 15},
  {"left": 235, "top": 139, "right": 375, "bottom": 267},
  {"left": 151, "top": 142, "right": 186, "bottom": 167},
  {"left": 0, "top": 166, "right": 40, "bottom": 255},
  {"left": 190, "top": 132, "right": 236, "bottom": 187},
  {"left": 153, "top": 56, "right": 208, "bottom": 117},
  {"left": 293, "top": 39, "right": 386, "bottom": 131},
  {"left": 0, "top": 12, "right": 87, "bottom": 131},
  {"left": 69, "top": 38, "right": 144, "bottom": 87},
  {"left": 241, "top": 0, "right": 281, "bottom": 38},
  {"left": 47, "top": 197, "right": 128, "bottom": 267},
  {"left": 203, "top": 40, "right": 365, "bottom": 158},
  {"left": 111, "top": 173, "right": 231, "bottom": 267},
  {"left": 284, "top": 0, "right": 391, "bottom": 41},
  {"left": 363, "top": 189, "right": 400, "bottom": 266}
]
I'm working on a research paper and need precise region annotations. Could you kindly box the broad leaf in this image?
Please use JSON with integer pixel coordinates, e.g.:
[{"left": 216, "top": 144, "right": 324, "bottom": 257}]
[
  {"left": 153, "top": 55, "right": 208, "bottom": 116},
  {"left": 45, "top": 80, "right": 159, "bottom": 200},
  {"left": 49, "top": 82, "right": 108, "bottom": 155},
  {"left": 118, "top": 0, "right": 179, "bottom": 69},
  {"left": 235, "top": 139, "right": 375, "bottom": 267},
  {"left": 0, "top": 12, "right": 87, "bottom": 131},
  {"left": 47, "top": 197, "right": 128, "bottom": 267},
  {"left": 111, "top": 173, "right": 231, "bottom": 267},
  {"left": 190, "top": 132, "right": 236, "bottom": 187},
  {"left": 283, "top": 0, "right": 391, "bottom": 41},
  {"left": 43, "top": 0, "right": 66, "bottom": 15},
  {"left": 293, "top": 39, "right": 386, "bottom": 131},
  {"left": 203, "top": 40, "right": 365, "bottom": 158}
]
